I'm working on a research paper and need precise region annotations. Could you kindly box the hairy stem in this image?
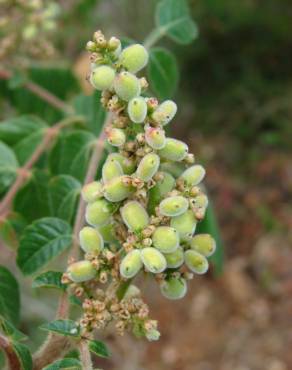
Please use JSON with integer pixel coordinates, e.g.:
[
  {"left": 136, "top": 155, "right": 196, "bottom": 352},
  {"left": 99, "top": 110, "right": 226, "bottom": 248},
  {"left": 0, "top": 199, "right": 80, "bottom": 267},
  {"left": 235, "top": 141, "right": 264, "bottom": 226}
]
[
  {"left": 0, "top": 68, "right": 73, "bottom": 114},
  {"left": 0, "top": 115, "right": 84, "bottom": 216},
  {"left": 143, "top": 27, "right": 165, "bottom": 49},
  {"left": 0, "top": 333, "right": 21, "bottom": 370},
  {"left": 79, "top": 340, "right": 93, "bottom": 370}
]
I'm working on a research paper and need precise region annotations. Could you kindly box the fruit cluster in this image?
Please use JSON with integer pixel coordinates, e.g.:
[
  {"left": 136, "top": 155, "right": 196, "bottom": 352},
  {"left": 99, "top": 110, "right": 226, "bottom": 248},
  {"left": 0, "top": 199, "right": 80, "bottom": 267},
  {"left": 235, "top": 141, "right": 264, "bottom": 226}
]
[{"left": 64, "top": 30, "right": 216, "bottom": 340}]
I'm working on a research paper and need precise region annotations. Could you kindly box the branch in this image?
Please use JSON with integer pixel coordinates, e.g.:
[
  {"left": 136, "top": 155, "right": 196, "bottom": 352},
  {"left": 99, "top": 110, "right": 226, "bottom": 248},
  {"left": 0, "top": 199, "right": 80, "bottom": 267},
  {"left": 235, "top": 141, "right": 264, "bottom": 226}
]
[
  {"left": 79, "top": 340, "right": 93, "bottom": 370},
  {"left": 0, "top": 333, "right": 21, "bottom": 370},
  {"left": 0, "top": 68, "right": 73, "bottom": 114}
]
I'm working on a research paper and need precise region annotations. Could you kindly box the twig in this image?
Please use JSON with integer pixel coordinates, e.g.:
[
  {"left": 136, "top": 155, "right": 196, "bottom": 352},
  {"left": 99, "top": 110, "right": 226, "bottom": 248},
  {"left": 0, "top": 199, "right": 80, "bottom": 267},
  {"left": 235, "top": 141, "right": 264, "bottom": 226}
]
[
  {"left": 79, "top": 340, "right": 93, "bottom": 370},
  {"left": 0, "top": 68, "right": 73, "bottom": 114},
  {"left": 0, "top": 115, "right": 85, "bottom": 216},
  {"left": 0, "top": 333, "right": 21, "bottom": 370}
]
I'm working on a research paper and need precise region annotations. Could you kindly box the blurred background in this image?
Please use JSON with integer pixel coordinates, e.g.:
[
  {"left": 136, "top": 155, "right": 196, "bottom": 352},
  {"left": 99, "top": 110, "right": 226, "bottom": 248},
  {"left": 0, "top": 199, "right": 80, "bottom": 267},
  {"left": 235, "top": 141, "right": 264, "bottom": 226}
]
[{"left": 1, "top": 0, "right": 292, "bottom": 369}]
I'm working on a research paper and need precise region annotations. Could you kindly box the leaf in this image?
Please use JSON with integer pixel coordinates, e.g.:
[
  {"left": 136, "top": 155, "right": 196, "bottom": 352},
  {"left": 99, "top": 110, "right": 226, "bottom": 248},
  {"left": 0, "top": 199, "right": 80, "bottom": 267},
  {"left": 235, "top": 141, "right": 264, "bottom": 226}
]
[
  {"left": 14, "top": 170, "right": 50, "bottom": 223},
  {"left": 196, "top": 202, "right": 224, "bottom": 277},
  {"left": 13, "top": 129, "right": 47, "bottom": 165},
  {"left": 11, "top": 342, "right": 33, "bottom": 370},
  {"left": 0, "top": 218, "right": 18, "bottom": 250},
  {"left": 88, "top": 339, "right": 110, "bottom": 358},
  {"left": 48, "top": 175, "right": 81, "bottom": 223},
  {"left": 148, "top": 47, "right": 179, "bottom": 100},
  {"left": 155, "top": 0, "right": 198, "bottom": 44},
  {"left": 0, "top": 266, "right": 20, "bottom": 325},
  {"left": 0, "top": 141, "right": 18, "bottom": 193},
  {"left": 49, "top": 130, "right": 96, "bottom": 182},
  {"left": 32, "top": 271, "right": 66, "bottom": 291},
  {"left": 17, "top": 217, "right": 72, "bottom": 275},
  {"left": 0, "top": 116, "right": 47, "bottom": 146},
  {"left": 43, "top": 358, "right": 81, "bottom": 370},
  {"left": 69, "top": 295, "right": 82, "bottom": 307},
  {"left": 0, "top": 316, "right": 27, "bottom": 342},
  {"left": 40, "top": 320, "right": 80, "bottom": 337},
  {"left": 74, "top": 91, "right": 106, "bottom": 136}
]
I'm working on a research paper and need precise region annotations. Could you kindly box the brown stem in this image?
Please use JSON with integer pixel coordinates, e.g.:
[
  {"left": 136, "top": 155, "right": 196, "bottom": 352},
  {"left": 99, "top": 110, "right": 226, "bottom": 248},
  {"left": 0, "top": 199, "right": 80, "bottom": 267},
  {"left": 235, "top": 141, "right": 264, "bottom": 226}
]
[
  {"left": 79, "top": 340, "right": 93, "bottom": 370},
  {"left": 0, "top": 68, "right": 73, "bottom": 114},
  {"left": 0, "top": 333, "right": 21, "bottom": 370}
]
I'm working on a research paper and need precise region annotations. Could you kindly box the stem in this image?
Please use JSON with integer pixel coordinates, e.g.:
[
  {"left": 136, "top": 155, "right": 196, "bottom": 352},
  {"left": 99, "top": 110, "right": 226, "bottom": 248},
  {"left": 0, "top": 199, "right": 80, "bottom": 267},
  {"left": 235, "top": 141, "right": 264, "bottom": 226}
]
[
  {"left": 0, "top": 115, "right": 84, "bottom": 216},
  {"left": 143, "top": 27, "right": 165, "bottom": 49},
  {"left": 0, "top": 333, "right": 21, "bottom": 370},
  {"left": 79, "top": 340, "right": 93, "bottom": 370},
  {"left": 0, "top": 68, "right": 73, "bottom": 114}
]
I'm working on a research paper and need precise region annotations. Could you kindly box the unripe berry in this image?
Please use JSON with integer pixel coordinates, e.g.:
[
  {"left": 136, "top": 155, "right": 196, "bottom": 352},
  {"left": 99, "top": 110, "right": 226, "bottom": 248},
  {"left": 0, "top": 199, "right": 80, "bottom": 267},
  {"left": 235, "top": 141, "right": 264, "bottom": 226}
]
[
  {"left": 152, "top": 100, "right": 177, "bottom": 126},
  {"left": 107, "top": 128, "right": 126, "bottom": 147},
  {"left": 181, "top": 165, "right": 206, "bottom": 186},
  {"left": 158, "top": 138, "right": 188, "bottom": 161},
  {"left": 164, "top": 247, "right": 184, "bottom": 268},
  {"left": 154, "top": 172, "right": 175, "bottom": 196},
  {"left": 81, "top": 181, "right": 103, "bottom": 203},
  {"left": 190, "top": 194, "right": 209, "bottom": 219},
  {"left": 113, "top": 72, "right": 141, "bottom": 101},
  {"left": 159, "top": 196, "right": 189, "bottom": 217},
  {"left": 103, "top": 176, "right": 134, "bottom": 202},
  {"left": 146, "top": 329, "right": 161, "bottom": 341},
  {"left": 98, "top": 223, "right": 116, "bottom": 243},
  {"left": 160, "top": 277, "right": 187, "bottom": 300},
  {"left": 190, "top": 234, "right": 216, "bottom": 257},
  {"left": 102, "top": 159, "right": 123, "bottom": 182},
  {"left": 119, "top": 44, "right": 149, "bottom": 73},
  {"left": 144, "top": 124, "right": 166, "bottom": 150},
  {"left": 90, "top": 65, "right": 116, "bottom": 90},
  {"left": 184, "top": 250, "right": 209, "bottom": 274},
  {"left": 140, "top": 247, "right": 167, "bottom": 274},
  {"left": 79, "top": 226, "right": 104, "bottom": 253},
  {"left": 152, "top": 226, "right": 179, "bottom": 253},
  {"left": 67, "top": 260, "right": 96, "bottom": 283},
  {"left": 136, "top": 153, "right": 160, "bottom": 182},
  {"left": 159, "top": 162, "right": 185, "bottom": 177},
  {"left": 170, "top": 210, "right": 197, "bottom": 242},
  {"left": 107, "top": 153, "right": 136, "bottom": 175},
  {"left": 127, "top": 97, "right": 148, "bottom": 123},
  {"left": 120, "top": 201, "right": 149, "bottom": 232},
  {"left": 123, "top": 284, "right": 141, "bottom": 299},
  {"left": 108, "top": 36, "right": 121, "bottom": 51},
  {"left": 120, "top": 249, "right": 143, "bottom": 279},
  {"left": 85, "top": 198, "right": 112, "bottom": 226}
]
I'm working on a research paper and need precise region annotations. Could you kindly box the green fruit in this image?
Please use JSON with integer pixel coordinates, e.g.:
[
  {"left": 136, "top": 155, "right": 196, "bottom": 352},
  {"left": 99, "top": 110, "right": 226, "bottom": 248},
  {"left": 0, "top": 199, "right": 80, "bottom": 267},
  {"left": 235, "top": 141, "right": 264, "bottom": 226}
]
[
  {"left": 184, "top": 250, "right": 209, "bottom": 274},
  {"left": 79, "top": 226, "right": 104, "bottom": 253},
  {"left": 123, "top": 284, "right": 141, "bottom": 299},
  {"left": 120, "top": 201, "right": 149, "bottom": 232},
  {"left": 128, "top": 97, "right": 148, "bottom": 123},
  {"left": 159, "top": 162, "right": 185, "bottom": 177},
  {"left": 164, "top": 247, "right": 184, "bottom": 268},
  {"left": 144, "top": 124, "right": 166, "bottom": 150},
  {"left": 107, "top": 153, "right": 136, "bottom": 175},
  {"left": 155, "top": 172, "right": 175, "bottom": 196},
  {"left": 159, "top": 195, "right": 189, "bottom": 217},
  {"left": 120, "top": 249, "right": 143, "bottom": 279},
  {"left": 85, "top": 198, "right": 112, "bottom": 226},
  {"left": 158, "top": 138, "right": 188, "bottom": 161},
  {"left": 136, "top": 153, "right": 160, "bottom": 182},
  {"left": 170, "top": 210, "right": 197, "bottom": 242},
  {"left": 103, "top": 176, "right": 134, "bottom": 202},
  {"left": 81, "top": 181, "right": 103, "bottom": 203},
  {"left": 190, "top": 194, "right": 209, "bottom": 218},
  {"left": 190, "top": 234, "right": 216, "bottom": 257},
  {"left": 145, "top": 329, "right": 161, "bottom": 341},
  {"left": 160, "top": 277, "right": 187, "bottom": 300},
  {"left": 113, "top": 71, "right": 141, "bottom": 101},
  {"left": 140, "top": 247, "right": 167, "bottom": 273},
  {"left": 152, "top": 226, "right": 179, "bottom": 253},
  {"left": 102, "top": 159, "right": 123, "bottom": 182},
  {"left": 107, "top": 128, "right": 126, "bottom": 147},
  {"left": 90, "top": 65, "right": 115, "bottom": 90},
  {"left": 152, "top": 100, "right": 177, "bottom": 126},
  {"left": 119, "top": 44, "right": 149, "bottom": 73},
  {"left": 181, "top": 165, "right": 206, "bottom": 186},
  {"left": 67, "top": 260, "right": 96, "bottom": 283},
  {"left": 98, "top": 223, "right": 116, "bottom": 243}
]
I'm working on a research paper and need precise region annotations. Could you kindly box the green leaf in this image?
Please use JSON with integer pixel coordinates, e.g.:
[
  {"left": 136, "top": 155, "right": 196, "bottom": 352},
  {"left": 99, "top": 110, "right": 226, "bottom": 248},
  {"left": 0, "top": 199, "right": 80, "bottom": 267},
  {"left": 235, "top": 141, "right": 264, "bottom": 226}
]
[
  {"left": 32, "top": 271, "right": 66, "bottom": 291},
  {"left": 69, "top": 295, "right": 82, "bottom": 307},
  {"left": 11, "top": 342, "right": 33, "bottom": 370},
  {"left": 0, "top": 266, "right": 20, "bottom": 325},
  {"left": 88, "top": 339, "right": 110, "bottom": 358},
  {"left": 43, "top": 358, "right": 81, "bottom": 370},
  {"left": 49, "top": 130, "right": 95, "bottom": 182},
  {"left": 196, "top": 202, "right": 224, "bottom": 277},
  {"left": 17, "top": 217, "right": 72, "bottom": 275},
  {"left": 74, "top": 91, "right": 106, "bottom": 136},
  {"left": 7, "top": 70, "right": 27, "bottom": 90},
  {"left": 14, "top": 170, "right": 50, "bottom": 223},
  {"left": 0, "top": 316, "right": 27, "bottom": 342},
  {"left": 0, "top": 141, "right": 18, "bottom": 193},
  {"left": 13, "top": 129, "right": 47, "bottom": 165},
  {"left": 155, "top": 0, "right": 198, "bottom": 44},
  {"left": 0, "top": 116, "right": 47, "bottom": 146},
  {"left": 40, "top": 320, "right": 80, "bottom": 337},
  {"left": 48, "top": 175, "right": 81, "bottom": 223},
  {"left": 148, "top": 47, "right": 179, "bottom": 99}
]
